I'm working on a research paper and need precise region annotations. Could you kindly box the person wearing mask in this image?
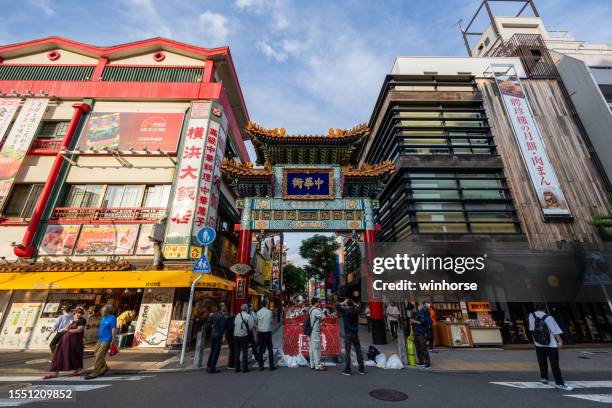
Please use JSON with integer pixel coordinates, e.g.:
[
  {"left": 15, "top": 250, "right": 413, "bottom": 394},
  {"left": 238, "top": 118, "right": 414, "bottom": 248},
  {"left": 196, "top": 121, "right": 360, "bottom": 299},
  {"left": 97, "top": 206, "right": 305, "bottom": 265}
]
[
  {"left": 47, "top": 306, "right": 73, "bottom": 354},
  {"left": 44, "top": 307, "right": 86, "bottom": 379},
  {"left": 336, "top": 299, "right": 365, "bottom": 376},
  {"left": 85, "top": 305, "right": 117, "bottom": 380},
  {"left": 408, "top": 303, "right": 431, "bottom": 369},
  {"left": 257, "top": 299, "right": 275, "bottom": 371},
  {"left": 207, "top": 303, "right": 227, "bottom": 374},
  {"left": 309, "top": 297, "right": 326, "bottom": 371},
  {"left": 234, "top": 303, "right": 255, "bottom": 373},
  {"left": 528, "top": 303, "right": 574, "bottom": 391},
  {"left": 386, "top": 302, "right": 400, "bottom": 339}
]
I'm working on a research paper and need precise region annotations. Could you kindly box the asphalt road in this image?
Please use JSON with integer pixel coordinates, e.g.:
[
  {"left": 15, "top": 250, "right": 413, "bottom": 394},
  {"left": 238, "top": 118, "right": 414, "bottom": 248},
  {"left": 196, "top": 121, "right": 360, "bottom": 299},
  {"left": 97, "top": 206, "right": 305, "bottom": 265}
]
[{"left": 1, "top": 365, "right": 610, "bottom": 408}]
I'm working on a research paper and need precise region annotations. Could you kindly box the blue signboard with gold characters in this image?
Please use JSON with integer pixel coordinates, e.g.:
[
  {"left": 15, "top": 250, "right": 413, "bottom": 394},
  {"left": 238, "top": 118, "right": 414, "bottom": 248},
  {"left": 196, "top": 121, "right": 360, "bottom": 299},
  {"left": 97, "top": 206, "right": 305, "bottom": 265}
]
[{"left": 282, "top": 168, "right": 334, "bottom": 200}]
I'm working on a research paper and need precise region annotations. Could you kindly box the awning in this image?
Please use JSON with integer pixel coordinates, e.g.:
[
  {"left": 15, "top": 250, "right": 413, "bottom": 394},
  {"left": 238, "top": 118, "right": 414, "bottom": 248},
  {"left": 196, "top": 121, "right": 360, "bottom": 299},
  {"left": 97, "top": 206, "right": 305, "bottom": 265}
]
[
  {"left": 248, "top": 287, "right": 258, "bottom": 296},
  {"left": 0, "top": 271, "right": 235, "bottom": 291}
]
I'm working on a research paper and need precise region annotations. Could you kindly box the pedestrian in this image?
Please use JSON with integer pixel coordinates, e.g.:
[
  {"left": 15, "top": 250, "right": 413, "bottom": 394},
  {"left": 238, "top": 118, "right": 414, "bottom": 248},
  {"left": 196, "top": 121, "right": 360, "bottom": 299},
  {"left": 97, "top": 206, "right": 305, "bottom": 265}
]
[
  {"left": 257, "top": 299, "right": 276, "bottom": 371},
  {"left": 386, "top": 302, "right": 400, "bottom": 339},
  {"left": 407, "top": 303, "right": 431, "bottom": 369},
  {"left": 247, "top": 304, "right": 259, "bottom": 359},
  {"left": 234, "top": 303, "right": 255, "bottom": 373},
  {"left": 226, "top": 313, "right": 235, "bottom": 370},
  {"left": 308, "top": 297, "right": 326, "bottom": 371},
  {"left": 207, "top": 302, "right": 227, "bottom": 374},
  {"left": 427, "top": 302, "right": 438, "bottom": 352},
  {"left": 43, "top": 307, "right": 86, "bottom": 379},
  {"left": 336, "top": 299, "right": 365, "bottom": 376},
  {"left": 85, "top": 305, "right": 117, "bottom": 380},
  {"left": 528, "top": 302, "right": 574, "bottom": 391},
  {"left": 47, "top": 306, "right": 73, "bottom": 354}
]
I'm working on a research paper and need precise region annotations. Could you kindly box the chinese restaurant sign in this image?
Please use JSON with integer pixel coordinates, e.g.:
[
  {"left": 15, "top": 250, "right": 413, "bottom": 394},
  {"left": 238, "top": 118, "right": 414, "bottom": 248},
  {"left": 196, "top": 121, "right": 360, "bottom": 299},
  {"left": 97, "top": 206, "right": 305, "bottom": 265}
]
[
  {"left": 0, "top": 98, "right": 49, "bottom": 209},
  {"left": 78, "top": 112, "right": 184, "bottom": 152},
  {"left": 164, "top": 101, "right": 225, "bottom": 259},
  {"left": 282, "top": 168, "right": 334, "bottom": 200},
  {"left": 133, "top": 288, "right": 175, "bottom": 348},
  {"left": 493, "top": 68, "right": 571, "bottom": 218},
  {"left": 271, "top": 248, "right": 281, "bottom": 290}
]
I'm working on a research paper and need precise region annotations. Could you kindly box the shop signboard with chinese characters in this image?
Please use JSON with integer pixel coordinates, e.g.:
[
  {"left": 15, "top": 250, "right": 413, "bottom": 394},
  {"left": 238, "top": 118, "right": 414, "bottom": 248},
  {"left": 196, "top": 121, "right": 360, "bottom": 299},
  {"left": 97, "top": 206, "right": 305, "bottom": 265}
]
[
  {"left": 271, "top": 249, "right": 281, "bottom": 290},
  {"left": 78, "top": 112, "right": 184, "bottom": 152},
  {"left": 0, "top": 99, "right": 21, "bottom": 140},
  {"left": 163, "top": 101, "right": 213, "bottom": 259},
  {"left": 0, "top": 98, "right": 49, "bottom": 209},
  {"left": 133, "top": 288, "right": 175, "bottom": 348},
  {"left": 467, "top": 302, "right": 491, "bottom": 313},
  {"left": 282, "top": 168, "right": 334, "bottom": 200},
  {"left": 493, "top": 66, "right": 571, "bottom": 218}
]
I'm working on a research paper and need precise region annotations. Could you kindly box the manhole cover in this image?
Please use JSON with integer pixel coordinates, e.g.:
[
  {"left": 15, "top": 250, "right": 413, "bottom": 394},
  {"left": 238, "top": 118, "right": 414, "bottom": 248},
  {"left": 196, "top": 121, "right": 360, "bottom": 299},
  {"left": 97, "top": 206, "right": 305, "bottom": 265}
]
[{"left": 369, "top": 389, "right": 408, "bottom": 402}]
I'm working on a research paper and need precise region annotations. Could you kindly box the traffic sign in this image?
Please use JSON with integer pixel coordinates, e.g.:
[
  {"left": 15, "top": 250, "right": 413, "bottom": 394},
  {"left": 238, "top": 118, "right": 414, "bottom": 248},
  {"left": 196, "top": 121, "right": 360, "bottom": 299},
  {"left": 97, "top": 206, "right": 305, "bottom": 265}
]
[
  {"left": 196, "top": 227, "right": 216, "bottom": 246},
  {"left": 193, "top": 253, "right": 211, "bottom": 274},
  {"left": 190, "top": 246, "right": 203, "bottom": 259}
]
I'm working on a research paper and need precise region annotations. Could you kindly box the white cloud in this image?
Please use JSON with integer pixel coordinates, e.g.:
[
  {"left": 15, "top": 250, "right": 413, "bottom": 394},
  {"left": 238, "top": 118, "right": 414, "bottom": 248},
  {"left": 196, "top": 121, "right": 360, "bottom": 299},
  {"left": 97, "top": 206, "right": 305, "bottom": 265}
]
[
  {"left": 235, "top": 0, "right": 271, "bottom": 13},
  {"left": 198, "top": 11, "right": 230, "bottom": 46},
  {"left": 122, "top": 0, "right": 172, "bottom": 38},
  {"left": 28, "top": 0, "right": 56, "bottom": 16},
  {"left": 257, "top": 41, "right": 287, "bottom": 61}
]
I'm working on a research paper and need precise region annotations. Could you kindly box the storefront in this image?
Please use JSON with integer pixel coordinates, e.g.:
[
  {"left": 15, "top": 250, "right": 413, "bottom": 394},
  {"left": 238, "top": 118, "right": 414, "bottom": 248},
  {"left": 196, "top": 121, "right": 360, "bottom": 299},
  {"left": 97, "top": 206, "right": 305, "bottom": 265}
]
[{"left": 0, "top": 270, "right": 236, "bottom": 350}]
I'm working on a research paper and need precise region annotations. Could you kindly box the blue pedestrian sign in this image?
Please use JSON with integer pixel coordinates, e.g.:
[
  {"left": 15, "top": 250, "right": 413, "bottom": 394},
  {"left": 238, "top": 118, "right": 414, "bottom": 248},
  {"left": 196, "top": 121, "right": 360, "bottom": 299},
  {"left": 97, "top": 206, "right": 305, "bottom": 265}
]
[
  {"left": 196, "top": 227, "right": 217, "bottom": 246},
  {"left": 193, "top": 253, "right": 211, "bottom": 274}
]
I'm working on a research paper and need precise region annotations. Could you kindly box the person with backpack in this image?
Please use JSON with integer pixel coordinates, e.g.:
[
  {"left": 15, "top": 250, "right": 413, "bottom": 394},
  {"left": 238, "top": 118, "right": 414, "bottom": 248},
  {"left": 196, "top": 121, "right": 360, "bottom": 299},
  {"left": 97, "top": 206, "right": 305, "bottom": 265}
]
[
  {"left": 336, "top": 298, "right": 365, "bottom": 376},
  {"left": 306, "top": 297, "right": 326, "bottom": 371},
  {"left": 528, "top": 302, "right": 573, "bottom": 391},
  {"left": 206, "top": 302, "right": 226, "bottom": 374},
  {"left": 234, "top": 304, "right": 255, "bottom": 373},
  {"left": 407, "top": 303, "right": 431, "bottom": 369}
]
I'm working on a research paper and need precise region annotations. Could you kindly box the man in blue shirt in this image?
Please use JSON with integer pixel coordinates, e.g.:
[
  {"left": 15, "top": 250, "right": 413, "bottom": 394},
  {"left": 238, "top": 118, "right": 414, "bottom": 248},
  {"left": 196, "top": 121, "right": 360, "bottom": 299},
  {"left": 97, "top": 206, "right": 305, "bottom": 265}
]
[
  {"left": 85, "top": 305, "right": 116, "bottom": 379},
  {"left": 47, "top": 306, "right": 73, "bottom": 353}
]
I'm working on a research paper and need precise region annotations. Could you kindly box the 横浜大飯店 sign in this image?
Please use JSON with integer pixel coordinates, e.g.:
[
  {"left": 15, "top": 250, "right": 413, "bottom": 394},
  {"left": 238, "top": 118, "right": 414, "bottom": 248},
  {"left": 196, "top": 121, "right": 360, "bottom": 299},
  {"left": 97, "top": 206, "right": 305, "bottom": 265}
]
[{"left": 282, "top": 168, "right": 334, "bottom": 200}]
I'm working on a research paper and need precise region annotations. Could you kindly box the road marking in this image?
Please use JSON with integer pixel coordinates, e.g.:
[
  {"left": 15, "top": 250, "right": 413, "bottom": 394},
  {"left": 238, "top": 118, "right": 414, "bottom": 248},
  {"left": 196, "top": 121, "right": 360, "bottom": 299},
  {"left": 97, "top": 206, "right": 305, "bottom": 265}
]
[
  {"left": 565, "top": 394, "right": 612, "bottom": 404},
  {"left": 0, "top": 375, "right": 154, "bottom": 382},
  {"left": 491, "top": 381, "right": 612, "bottom": 389},
  {"left": 0, "top": 384, "right": 109, "bottom": 407}
]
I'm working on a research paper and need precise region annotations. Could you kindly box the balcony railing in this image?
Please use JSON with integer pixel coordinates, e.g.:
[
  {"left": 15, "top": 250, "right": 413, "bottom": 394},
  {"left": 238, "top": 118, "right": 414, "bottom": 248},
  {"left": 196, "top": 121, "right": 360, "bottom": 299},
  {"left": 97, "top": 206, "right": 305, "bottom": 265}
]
[
  {"left": 30, "top": 138, "right": 63, "bottom": 151},
  {"left": 50, "top": 207, "right": 166, "bottom": 223}
]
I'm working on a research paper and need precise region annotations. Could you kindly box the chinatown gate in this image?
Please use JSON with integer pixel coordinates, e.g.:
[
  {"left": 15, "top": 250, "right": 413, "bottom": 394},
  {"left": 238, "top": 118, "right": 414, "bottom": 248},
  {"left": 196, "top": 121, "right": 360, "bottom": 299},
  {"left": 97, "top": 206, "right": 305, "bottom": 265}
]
[{"left": 221, "top": 122, "right": 394, "bottom": 344}]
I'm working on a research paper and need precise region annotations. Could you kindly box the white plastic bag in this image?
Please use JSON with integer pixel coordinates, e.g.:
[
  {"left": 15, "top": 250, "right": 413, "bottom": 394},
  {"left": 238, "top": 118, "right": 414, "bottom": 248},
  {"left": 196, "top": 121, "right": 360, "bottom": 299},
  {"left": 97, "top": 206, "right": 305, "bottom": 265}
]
[
  {"left": 277, "top": 355, "right": 289, "bottom": 367},
  {"left": 296, "top": 354, "right": 309, "bottom": 366},
  {"left": 385, "top": 354, "right": 403, "bottom": 370},
  {"left": 365, "top": 360, "right": 377, "bottom": 367},
  {"left": 375, "top": 353, "right": 387, "bottom": 368},
  {"left": 286, "top": 356, "right": 298, "bottom": 368}
]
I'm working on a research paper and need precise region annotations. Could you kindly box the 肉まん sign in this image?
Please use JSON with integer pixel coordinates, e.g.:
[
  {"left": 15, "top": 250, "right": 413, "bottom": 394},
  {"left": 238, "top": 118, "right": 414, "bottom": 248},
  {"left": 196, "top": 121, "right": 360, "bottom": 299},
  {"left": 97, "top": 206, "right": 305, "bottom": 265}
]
[
  {"left": 163, "top": 101, "right": 212, "bottom": 258},
  {"left": 78, "top": 112, "right": 184, "bottom": 152},
  {"left": 0, "top": 98, "right": 49, "bottom": 209},
  {"left": 74, "top": 224, "right": 140, "bottom": 255},
  {"left": 493, "top": 66, "right": 570, "bottom": 218}
]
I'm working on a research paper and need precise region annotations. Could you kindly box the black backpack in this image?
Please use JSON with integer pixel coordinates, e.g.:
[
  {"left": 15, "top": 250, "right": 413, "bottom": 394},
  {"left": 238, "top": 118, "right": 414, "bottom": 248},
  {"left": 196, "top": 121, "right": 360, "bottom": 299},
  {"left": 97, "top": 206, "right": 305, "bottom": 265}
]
[
  {"left": 303, "top": 308, "right": 315, "bottom": 336},
  {"left": 531, "top": 313, "right": 551, "bottom": 345}
]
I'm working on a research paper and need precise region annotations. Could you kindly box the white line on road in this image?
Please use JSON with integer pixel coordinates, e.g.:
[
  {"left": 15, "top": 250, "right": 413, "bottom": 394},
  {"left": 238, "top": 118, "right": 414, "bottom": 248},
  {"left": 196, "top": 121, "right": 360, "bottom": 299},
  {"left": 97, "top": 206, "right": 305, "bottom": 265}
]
[
  {"left": 0, "top": 375, "right": 154, "bottom": 383},
  {"left": 565, "top": 394, "right": 612, "bottom": 404},
  {"left": 491, "top": 381, "right": 612, "bottom": 389}
]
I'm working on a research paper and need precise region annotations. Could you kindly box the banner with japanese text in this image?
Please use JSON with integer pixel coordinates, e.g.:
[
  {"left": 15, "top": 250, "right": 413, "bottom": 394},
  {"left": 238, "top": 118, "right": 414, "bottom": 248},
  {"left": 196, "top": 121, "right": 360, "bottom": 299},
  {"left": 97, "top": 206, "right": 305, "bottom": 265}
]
[
  {"left": 0, "top": 98, "right": 49, "bottom": 209},
  {"left": 493, "top": 68, "right": 571, "bottom": 218},
  {"left": 163, "top": 101, "right": 212, "bottom": 259},
  {"left": 191, "top": 105, "right": 225, "bottom": 241},
  {"left": 0, "top": 99, "right": 21, "bottom": 141}
]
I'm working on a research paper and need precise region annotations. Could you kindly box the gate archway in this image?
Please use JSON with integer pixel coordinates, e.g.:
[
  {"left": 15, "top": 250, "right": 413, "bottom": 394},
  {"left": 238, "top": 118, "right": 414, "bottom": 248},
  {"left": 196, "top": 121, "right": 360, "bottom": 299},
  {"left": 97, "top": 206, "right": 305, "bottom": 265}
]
[{"left": 221, "top": 122, "right": 394, "bottom": 344}]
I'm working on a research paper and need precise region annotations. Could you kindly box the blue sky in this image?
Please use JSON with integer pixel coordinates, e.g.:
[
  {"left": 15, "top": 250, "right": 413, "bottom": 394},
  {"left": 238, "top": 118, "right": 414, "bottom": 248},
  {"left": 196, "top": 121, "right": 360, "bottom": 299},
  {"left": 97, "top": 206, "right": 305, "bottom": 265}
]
[{"left": 2, "top": 0, "right": 611, "bottom": 264}]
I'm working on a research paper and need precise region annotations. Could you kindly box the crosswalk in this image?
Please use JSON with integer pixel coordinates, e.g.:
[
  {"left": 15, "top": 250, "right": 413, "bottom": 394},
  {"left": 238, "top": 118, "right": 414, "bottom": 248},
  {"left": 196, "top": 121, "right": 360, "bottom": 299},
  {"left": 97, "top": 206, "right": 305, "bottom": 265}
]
[
  {"left": 491, "top": 381, "right": 612, "bottom": 404},
  {"left": 0, "top": 375, "right": 154, "bottom": 407}
]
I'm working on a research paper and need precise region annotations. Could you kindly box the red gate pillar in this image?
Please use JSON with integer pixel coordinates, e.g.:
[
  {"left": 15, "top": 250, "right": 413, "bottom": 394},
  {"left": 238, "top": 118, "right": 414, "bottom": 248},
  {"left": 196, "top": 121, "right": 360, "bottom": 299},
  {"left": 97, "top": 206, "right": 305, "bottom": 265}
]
[
  {"left": 364, "top": 229, "right": 387, "bottom": 345},
  {"left": 234, "top": 227, "right": 252, "bottom": 313}
]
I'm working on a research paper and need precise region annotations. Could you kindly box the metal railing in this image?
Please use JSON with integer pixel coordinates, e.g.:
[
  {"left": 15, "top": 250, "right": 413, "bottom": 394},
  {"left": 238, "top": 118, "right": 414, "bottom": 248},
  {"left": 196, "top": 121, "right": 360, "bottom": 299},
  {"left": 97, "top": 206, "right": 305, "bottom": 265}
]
[
  {"left": 30, "top": 138, "right": 63, "bottom": 151},
  {"left": 50, "top": 207, "right": 166, "bottom": 222}
]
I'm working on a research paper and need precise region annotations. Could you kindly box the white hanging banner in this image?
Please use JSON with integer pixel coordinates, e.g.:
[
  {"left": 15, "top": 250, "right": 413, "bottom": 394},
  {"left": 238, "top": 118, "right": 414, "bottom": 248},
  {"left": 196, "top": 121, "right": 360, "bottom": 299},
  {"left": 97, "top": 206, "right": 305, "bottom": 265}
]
[
  {"left": 0, "top": 99, "right": 21, "bottom": 140},
  {"left": 492, "top": 66, "right": 570, "bottom": 218},
  {"left": 0, "top": 98, "right": 49, "bottom": 209}
]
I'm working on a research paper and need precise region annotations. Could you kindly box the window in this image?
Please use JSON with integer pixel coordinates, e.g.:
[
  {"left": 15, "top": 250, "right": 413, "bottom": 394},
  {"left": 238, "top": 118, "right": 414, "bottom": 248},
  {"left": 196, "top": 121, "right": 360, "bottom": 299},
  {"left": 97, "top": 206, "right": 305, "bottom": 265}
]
[
  {"left": 405, "top": 171, "right": 519, "bottom": 234},
  {"left": 143, "top": 185, "right": 171, "bottom": 207},
  {"left": 3, "top": 184, "right": 43, "bottom": 219},
  {"left": 64, "top": 185, "right": 103, "bottom": 207},
  {"left": 102, "top": 185, "right": 143, "bottom": 207},
  {"left": 37, "top": 121, "right": 70, "bottom": 139}
]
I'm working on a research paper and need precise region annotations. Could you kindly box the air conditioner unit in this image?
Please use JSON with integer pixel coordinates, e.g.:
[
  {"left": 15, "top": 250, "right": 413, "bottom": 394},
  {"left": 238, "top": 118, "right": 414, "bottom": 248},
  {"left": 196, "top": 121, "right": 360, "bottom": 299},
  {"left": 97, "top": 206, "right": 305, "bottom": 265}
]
[{"left": 150, "top": 221, "right": 167, "bottom": 243}]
